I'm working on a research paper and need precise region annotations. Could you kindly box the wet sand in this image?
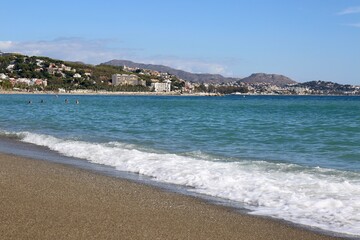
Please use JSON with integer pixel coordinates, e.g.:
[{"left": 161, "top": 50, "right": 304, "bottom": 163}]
[{"left": 0, "top": 153, "right": 342, "bottom": 240}]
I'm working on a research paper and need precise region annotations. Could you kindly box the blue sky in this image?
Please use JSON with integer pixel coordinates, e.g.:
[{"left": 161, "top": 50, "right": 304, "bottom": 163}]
[{"left": 1, "top": 0, "right": 359, "bottom": 84}]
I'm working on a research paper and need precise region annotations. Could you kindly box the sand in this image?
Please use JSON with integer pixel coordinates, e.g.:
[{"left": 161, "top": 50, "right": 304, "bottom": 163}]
[{"left": 0, "top": 153, "right": 343, "bottom": 240}]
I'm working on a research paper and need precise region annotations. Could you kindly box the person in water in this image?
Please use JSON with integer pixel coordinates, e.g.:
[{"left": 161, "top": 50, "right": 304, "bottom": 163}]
[
  {"left": 65, "top": 99, "right": 69, "bottom": 104},
  {"left": 76, "top": 99, "right": 79, "bottom": 104}
]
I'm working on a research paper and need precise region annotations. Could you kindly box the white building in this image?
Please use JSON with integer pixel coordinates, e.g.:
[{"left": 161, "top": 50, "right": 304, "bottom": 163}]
[
  {"left": 0, "top": 73, "right": 8, "bottom": 80},
  {"left": 6, "top": 64, "right": 15, "bottom": 71},
  {"left": 17, "top": 78, "right": 31, "bottom": 85},
  {"left": 152, "top": 80, "right": 171, "bottom": 92}
]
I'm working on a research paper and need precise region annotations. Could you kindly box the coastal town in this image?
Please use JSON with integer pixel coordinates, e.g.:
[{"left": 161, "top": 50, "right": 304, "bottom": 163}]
[{"left": 1, "top": 52, "right": 359, "bottom": 95}]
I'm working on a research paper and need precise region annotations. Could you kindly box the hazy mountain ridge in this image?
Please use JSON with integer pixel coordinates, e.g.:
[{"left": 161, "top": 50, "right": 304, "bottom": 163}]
[
  {"left": 102, "top": 60, "right": 238, "bottom": 84},
  {"left": 102, "top": 60, "right": 297, "bottom": 86}
]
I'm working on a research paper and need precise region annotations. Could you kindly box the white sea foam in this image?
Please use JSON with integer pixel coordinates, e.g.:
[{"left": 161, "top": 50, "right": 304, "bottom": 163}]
[{"left": 17, "top": 132, "right": 360, "bottom": 236}]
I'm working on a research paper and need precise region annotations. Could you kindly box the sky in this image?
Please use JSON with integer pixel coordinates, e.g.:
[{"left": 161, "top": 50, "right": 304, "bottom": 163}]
[{"left": 1, "top": 0, "right": 360, "bottom": 85}]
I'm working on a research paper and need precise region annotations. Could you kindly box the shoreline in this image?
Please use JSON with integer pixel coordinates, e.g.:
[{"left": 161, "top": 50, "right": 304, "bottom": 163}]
[
  {"left": 0, "top": 90, "right": 220, "bottom": 96},
  {"left": 0, "top": 151, "right": 345, "bottom": 239},
  {"left": 1, "top": 90, "right": 358, "bottom": 97}
]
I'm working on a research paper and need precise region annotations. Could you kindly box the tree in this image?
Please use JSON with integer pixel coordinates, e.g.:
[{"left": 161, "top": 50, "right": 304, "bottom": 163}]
[
  {"left": 195, "top": 83, "right": 207, "bottom": 92},
  {"left": 171, "top": 79, "right": 185, "bottom": 91},
  {"left": 207, "top": 85, "right": 216, "bottom": 93},
  {"left": 0, "top": 80, "right": 12, "bottom": 90}
]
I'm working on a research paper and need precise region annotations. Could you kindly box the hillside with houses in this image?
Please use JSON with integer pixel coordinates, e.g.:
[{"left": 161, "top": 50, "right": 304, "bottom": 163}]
[{"left": 0, "top": 53, "right": 189, "bottom": 93}]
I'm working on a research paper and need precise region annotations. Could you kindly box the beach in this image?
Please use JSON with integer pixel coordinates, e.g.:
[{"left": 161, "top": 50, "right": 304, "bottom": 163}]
[{"left": 0, "top": 152, "right": 341, "bottom": 240}]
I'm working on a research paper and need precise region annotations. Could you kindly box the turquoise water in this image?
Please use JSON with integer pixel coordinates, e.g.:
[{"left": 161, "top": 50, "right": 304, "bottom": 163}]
[
  {"left": 1, "top": 94, "right": 360, "bottom": 236},
  {"left": 1, "top": 94, "right": 359, "bottom": 170}
]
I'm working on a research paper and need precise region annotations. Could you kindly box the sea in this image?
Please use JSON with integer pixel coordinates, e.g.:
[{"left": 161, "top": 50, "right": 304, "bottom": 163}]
[{"left": 0, "top": 94, "right": 359, "bottom": 237}]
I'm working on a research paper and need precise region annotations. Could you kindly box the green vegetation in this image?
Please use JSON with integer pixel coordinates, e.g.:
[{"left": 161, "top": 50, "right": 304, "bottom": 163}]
[
  {"left": 215, "top": 86, "right": 249, "bottom": 94},
  {"left": 194, "top": 83, "right": 207, "bottom": 93},
  {"left": 171, "top": 76, "right": 185, "bottom": 91},
  {"left": 0, "top": 54, "right": 159, "bottom": 92},
  {"left": 0, "top": 80, "right": 12, "bottom": 90}
]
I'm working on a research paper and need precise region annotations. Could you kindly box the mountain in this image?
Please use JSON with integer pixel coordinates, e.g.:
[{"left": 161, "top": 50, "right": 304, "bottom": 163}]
[
  {"left": 102, "top": 60, "right": 298, "bottom": 86},
  {"left": 101, "top": 60, "right": 238, "bottom": 84},
  {"left": 239, "top": 73, "right": 297, "bottom": 87},
  {"left": 0, "top": 51, "right": 11, "bottom": 57}
]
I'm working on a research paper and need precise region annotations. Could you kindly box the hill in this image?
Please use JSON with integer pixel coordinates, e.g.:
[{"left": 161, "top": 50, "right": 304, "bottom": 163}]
[
  {"left": 293, "top": 81, "right": 356, "bottom": 94},
  {"left": 0, "top": 54, "right": 151, "bottom": 92},
  {"left": 102, "top": 60, "right": 238, "bottom": 84},
  {"left": 239, "top": 73, "right": 297, "bottom": 87}
]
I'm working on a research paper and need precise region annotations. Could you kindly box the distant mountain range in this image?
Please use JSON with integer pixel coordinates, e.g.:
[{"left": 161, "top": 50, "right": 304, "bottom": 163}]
[{"left": 102, "top": 59, "right": 297, "bottom": 86}]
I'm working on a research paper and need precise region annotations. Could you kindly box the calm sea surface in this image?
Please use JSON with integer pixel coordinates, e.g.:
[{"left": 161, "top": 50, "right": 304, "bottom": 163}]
[{"left": 0, "top": 94, "right": 359, "bottom": 236}]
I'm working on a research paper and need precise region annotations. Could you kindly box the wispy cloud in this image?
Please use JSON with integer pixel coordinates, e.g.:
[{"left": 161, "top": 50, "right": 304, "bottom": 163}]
[
  {"left": 0, "top": 38, "right": 140, "bottom": 64},
  {"left": 346, "top": 22, "right": 360, "bottom": 28},
  {"left": 337, "top": 6, "right": 360, "bottom": 15},
  {"left": 0, "top": 41, "right": 13, "bottom": 49},
  {"left": 0, "top": 38, "right": 235, "bottom": 76}
]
